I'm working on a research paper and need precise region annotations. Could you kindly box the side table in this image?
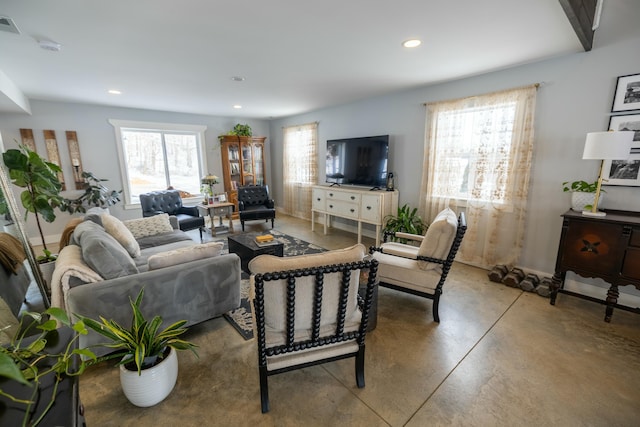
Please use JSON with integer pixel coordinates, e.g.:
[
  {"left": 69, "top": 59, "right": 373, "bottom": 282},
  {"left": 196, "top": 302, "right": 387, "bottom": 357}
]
[{"left": 197, "top": 202, "right": 234, "bottom": 236}]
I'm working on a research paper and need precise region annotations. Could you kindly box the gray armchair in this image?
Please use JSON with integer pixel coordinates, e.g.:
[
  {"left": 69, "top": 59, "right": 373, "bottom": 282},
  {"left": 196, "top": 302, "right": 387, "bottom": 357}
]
[
  {"left": 139, "top": 190, "right": 204, "bottom": 241},
  {"left": 237, "top": 185, "right": 275, "bottom": 231}
]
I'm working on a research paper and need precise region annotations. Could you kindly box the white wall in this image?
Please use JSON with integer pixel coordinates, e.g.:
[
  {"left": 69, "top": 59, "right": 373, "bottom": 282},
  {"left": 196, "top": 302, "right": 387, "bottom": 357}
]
[
  {"left": 0, "top": 101, "right": 269, "bottom": 244},
  {"left": 267, "top": 0, "right": 640, "bottom": 299}
]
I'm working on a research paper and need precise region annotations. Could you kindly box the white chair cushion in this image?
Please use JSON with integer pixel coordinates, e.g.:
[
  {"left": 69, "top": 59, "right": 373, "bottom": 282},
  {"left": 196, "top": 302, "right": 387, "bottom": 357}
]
[
  {"left": 417, "top": 208, "right": 458, "bottom": 270},
  {"left": 249, "top": 243, "right": 366, "bottom": 334},
  {"left": 372, "top": 251, "right": 442, "bottom": 292}
]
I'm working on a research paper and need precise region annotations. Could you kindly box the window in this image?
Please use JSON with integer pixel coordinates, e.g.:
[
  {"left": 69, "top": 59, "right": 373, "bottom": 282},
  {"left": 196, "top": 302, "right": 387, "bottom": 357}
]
[
  {"left": 283, "top": 122, "right": 318, "bottom": 219},
  {"left": 109, "top": 120, "right": 207, "bottom": 206},
  {"left": 420, "top": 85, "right": 537, "bottom": 268},
  {"left": 430, "top": 102, "right": 517, "bottom": 202}
]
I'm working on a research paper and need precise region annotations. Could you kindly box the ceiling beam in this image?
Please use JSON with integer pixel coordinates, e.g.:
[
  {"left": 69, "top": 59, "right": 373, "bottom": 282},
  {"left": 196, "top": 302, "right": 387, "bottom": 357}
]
[{"left": 558, "top": 0, "right": 598, "bottom": 51}]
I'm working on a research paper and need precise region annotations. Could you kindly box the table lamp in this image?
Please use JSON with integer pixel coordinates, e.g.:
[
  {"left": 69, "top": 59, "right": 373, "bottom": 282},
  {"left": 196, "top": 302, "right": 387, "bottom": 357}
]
[
  {"left": 201, "top": 174, "right": 219, "bottom": 199},
  {"left": 581, "top": 130, "right": 634, "bottom": 217}
]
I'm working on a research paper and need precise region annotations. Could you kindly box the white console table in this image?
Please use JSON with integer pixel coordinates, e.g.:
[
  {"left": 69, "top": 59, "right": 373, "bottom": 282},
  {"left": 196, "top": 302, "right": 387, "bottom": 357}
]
[{"left": 311, "top": 185, "right": 398, "bottom": 246}]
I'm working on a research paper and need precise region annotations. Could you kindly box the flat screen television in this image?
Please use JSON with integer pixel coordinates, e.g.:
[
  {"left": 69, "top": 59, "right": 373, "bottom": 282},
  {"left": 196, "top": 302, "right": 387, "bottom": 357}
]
[{"left": 325, "top": 135, "right": 389, "bottom": 189}]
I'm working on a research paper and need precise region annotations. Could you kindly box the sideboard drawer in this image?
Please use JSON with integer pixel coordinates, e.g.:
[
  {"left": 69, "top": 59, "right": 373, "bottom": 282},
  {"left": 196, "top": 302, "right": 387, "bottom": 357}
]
[
  {"left": 629, "top": 227, "right": 640, "bottom": 248},
  {"left": 360, "top": 194, "right": 381, "bottom": 222},
  {"left": 622, "top": 248, "right": 640, "bottom": 280},
  {"left": 312, "top": 188, "right": 325, "bottom": 210},
  {"left": 559, "top": 220, "right": 623, "bottom": 277}
]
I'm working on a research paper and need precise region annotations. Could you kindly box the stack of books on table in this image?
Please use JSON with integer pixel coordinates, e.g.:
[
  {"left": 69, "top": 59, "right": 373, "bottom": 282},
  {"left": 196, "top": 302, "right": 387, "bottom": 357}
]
[{"left": 255, "top": 234, "right": 278, "bottom": 246}]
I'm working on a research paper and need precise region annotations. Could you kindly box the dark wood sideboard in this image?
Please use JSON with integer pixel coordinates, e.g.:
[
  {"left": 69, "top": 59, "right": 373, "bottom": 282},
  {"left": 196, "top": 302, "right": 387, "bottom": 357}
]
[{"left": 550, "top": 209, "right": 640, "bottom": 322}]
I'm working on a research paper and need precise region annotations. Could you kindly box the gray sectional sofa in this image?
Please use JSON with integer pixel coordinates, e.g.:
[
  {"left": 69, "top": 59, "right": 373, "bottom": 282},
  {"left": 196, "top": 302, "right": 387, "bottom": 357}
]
[{"left": 51, "top": 212, "right": 241, "bottom": 355}]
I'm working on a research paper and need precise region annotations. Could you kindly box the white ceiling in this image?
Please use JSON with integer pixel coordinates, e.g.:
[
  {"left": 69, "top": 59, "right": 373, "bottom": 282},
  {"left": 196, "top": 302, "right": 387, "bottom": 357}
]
[{"left": 0, "top": 0, "right": 583, "bottom": 119}]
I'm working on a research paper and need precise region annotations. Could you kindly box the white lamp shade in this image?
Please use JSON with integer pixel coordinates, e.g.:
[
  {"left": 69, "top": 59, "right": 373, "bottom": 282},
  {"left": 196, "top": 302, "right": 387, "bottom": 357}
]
[{"left": 582, "top": 131, "right": 634, "bottom": 160}]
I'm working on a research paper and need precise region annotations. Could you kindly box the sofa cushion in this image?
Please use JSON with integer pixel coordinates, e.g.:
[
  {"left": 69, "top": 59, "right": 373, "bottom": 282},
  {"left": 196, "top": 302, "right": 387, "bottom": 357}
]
[
  {"left": 124, "top": 214, "right": 173, "bottom": 239},
  {"left": 101, "top": 213, "right": 141, "bottom": 258},
  {"left": 73, "top": 220, "right": 139, "bottom": 279},
  {"left": 417, "top": 208, "right": 458, "bottom": 270},
  {"left": 147, "top": 241, "right": 224, "bottom": 270},
  {"left": 249, "top": 244, "right": 366, "bottom": 332}
]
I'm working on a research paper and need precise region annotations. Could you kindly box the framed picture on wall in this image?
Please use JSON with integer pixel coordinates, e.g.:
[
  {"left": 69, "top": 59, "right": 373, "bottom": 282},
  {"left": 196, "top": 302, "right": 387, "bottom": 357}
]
[
  {"left": 602, "top": 113, "right": 640, "bottom": 187},
  {"left": 611, "top": 73, "right": 640, "bottom": 113}
]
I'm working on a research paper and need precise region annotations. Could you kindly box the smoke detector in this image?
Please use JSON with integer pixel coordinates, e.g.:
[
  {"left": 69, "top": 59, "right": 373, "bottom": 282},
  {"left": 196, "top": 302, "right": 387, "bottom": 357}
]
[{"left": 38, "top": 39, "right": 62, "bottom": 51}]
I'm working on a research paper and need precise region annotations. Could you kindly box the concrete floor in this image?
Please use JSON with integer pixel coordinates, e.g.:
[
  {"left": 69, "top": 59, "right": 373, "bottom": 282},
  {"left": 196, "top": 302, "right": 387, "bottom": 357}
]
[{"left": 79, "top": 215, "right": 640, "bottom": 426}]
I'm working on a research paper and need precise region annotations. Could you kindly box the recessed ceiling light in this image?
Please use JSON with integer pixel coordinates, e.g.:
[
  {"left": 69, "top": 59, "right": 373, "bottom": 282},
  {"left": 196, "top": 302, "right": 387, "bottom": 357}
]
[
  {"left": 231, "top": 76, "right": 245, "bottom": 82},
  {"left": 233, "top": 105, "right": 242, "bottom": 109},
  {"left": 108, "top": 89, "right": 122, "bottom": 95},
  {"left": 402, "top": 39, "right": 421, "bottom": 48}
]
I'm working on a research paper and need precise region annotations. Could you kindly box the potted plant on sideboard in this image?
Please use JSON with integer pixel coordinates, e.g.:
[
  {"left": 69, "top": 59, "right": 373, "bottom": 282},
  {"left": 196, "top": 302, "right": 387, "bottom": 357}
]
[
  {"left": 78, "top": 288, "right": 198, "bottom": 407},
  {"left": 383, "top": 204, "right": 427, "bottom": 244},
  {"left": 562, "top": 180, "right": 603, "bottom": 211}
]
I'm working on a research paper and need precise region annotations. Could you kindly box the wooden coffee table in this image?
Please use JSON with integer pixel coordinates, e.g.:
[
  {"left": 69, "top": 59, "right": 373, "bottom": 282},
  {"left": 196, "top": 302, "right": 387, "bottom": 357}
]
[{"left": 228, "top": 232, "right": 284, "bottom": 272}]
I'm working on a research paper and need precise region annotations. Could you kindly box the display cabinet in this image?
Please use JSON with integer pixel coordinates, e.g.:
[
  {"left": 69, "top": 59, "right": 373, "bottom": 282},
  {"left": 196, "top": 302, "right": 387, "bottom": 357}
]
[{"left": 220, "top": 136, "right": 266, "bottom": 217}]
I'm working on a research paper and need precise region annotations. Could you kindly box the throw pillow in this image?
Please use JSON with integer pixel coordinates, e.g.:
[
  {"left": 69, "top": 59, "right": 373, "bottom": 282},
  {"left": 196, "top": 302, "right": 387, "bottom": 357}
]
[
  {"left": 73, "top": 220, "right": 139, "bottom": 279},
  {"left": 417, "top": 208, "right": 458, "bottom": 270},
  {"left": 124, "top": 214, "right": 173, "bottom": 239},
  {"left": 101, "top": 213, "right": 141, "bottom": 258},
  {"left": 147, "top": 241, "right": 224, "bottom": 270}
]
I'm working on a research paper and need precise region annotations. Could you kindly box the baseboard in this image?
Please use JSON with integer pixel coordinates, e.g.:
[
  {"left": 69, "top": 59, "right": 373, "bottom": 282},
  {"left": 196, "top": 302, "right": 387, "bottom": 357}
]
[{"left": 30, "top": 234, "right": 62, "bottom": 250}]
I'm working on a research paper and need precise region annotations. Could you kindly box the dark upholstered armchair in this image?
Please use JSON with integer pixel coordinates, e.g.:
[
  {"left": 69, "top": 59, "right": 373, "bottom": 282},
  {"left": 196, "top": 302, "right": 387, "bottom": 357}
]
[
  {"left": 139, "top": 190, "right": 205, "bottom": 241},
  {"left": 237, "top": 185, "right": 276, "bottom": 231}
]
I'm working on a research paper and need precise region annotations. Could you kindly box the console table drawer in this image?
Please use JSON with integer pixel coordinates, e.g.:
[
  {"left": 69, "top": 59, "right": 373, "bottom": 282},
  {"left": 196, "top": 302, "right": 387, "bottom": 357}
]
[
  {"left": 360, "top": 194, "right": 381, "bottom": 222},
  {"left": 327, "top": 201, "right": 359, "bottom": 219},
  {"left": 326, "top": 191, "right": 361, "bottom": 204}
]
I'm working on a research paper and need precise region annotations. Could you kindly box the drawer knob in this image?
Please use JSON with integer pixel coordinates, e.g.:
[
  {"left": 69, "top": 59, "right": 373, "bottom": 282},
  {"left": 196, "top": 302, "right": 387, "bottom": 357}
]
[
  {"left": 316, "top": 198, "right": 320, "bottom": 201},
  {"left": 366, "top": 206, "right": 371, "bottom": 210},
  {"left": 350, "top": 196, "right": 355, "bottom": 200},
  {"left": 329, "top": 204, "right": 334, "bottom": 208},
  {"left": 350, "top": 209, "right": 355, "bottom": 213},
  {"left": 329, "top": 193, "right": 333, "bottom": 197}
]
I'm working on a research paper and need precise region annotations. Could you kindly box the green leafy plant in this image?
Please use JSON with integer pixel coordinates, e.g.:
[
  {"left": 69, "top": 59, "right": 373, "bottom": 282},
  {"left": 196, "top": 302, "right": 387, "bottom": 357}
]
[
  {"left": 383, "top": 204, "right": 427, "bottom": 243},
  {"left": 219, "top": 123, "right": 252, "bottom": 139},
  {"left": 60, "top": 171, "right": 122, "bottom": 214},
  {"left": 562, "top": 180, "right": 600, "bottom": 193},
  {"left": 0, "top": 307, "right": 96, "bottom": 427},
  {"left": 2, "top": 145, "right": 64, "bottom": 259},
  {"left": 78, "top": 288, "right": 198, "bottom": 375}
]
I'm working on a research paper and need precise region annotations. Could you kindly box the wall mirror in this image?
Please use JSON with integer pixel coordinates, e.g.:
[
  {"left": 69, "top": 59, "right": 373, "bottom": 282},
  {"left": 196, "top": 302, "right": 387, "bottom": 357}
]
[{"left": 0, "top": 136, "right": 50, "bottom": 337}]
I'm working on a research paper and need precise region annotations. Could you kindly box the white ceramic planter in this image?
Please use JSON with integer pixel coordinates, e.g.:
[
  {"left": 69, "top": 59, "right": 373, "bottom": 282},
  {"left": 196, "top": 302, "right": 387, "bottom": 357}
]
[
  {"left": 119, "top": 347, "right": 178, "bottom": 407},
  {"left": 571, "top": 191, "right": 603, "bottom": 211}
]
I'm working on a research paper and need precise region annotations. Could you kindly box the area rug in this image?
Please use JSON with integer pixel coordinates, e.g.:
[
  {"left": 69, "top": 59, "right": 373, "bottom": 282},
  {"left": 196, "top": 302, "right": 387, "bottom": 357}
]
[{"left": 216, "top": 230, "right": 325, "bottom": 340}]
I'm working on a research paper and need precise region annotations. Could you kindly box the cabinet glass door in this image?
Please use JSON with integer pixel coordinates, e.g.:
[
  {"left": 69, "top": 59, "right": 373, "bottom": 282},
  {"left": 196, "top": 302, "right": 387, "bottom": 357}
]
[
  {"left": 241, "top": 142, "right": 254, "bottom": 185},
  {"left": 228, "top": 143, "right": 241, "bottom": 190},
  {"left": 253, "top": 143, "right": 264, "bottom": 186}
]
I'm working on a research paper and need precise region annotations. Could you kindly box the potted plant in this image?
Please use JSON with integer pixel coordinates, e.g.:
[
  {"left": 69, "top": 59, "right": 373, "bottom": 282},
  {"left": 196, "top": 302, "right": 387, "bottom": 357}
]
[
  {"left": 383, "top": 204, "right": 427, "bottom": 244},
  {"left": 0, "top": 307, "right": 96, "bottom": 427},
  {"left": 2, "top": 145, "right": 64, "bottom": 263},
  {"left": 78, "top": 288, "right": 198, "bottom": 407},
  {"left": 218, "top": 123, "right": 252, "bottom": 140},
  {"left": 60, "top": 171, "right": 122, "bottom": 214},
  {"left": 562, "top": 180, "right": 603, "bottom": 211}
]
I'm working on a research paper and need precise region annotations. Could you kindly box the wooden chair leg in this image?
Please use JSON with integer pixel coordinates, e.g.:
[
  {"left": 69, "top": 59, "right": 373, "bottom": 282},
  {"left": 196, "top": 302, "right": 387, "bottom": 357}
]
[
  {"left": 259, "top": 367, "right": 270, "bottom": 413},
  {"left": 355, "top": 346, "right": 366, "bottom": 388},
  {"left": 432, "top": 291, "right": 441, "bottom": 323}
]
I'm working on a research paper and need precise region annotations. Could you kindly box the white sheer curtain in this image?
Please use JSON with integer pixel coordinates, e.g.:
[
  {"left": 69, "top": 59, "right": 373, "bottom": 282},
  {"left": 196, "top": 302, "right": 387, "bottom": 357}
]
[
  {"left": 283, "top": 122, "right": 318, "bottom": 220},
  {"left": 419, "top": 85, "right": 537, "bottom": 268}
]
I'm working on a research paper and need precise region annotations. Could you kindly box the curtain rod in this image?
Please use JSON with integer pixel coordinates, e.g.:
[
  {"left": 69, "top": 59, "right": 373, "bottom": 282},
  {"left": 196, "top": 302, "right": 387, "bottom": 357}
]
[{"left": 422, "top": 83, "right": 541, "bottom": 106}]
